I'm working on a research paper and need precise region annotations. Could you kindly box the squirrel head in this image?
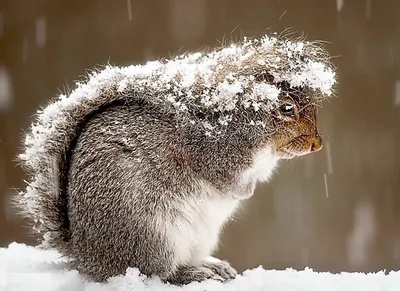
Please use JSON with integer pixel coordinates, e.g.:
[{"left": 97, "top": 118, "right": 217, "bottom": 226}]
[
  {"left": 145, "top": 36, "right": 335, "bottom": 155},
  {"left": 271, "top": 85, "right": 322, "bottom": 159},
  {"left": 165, "top": 36, "right": 336, "bottom": 160}
]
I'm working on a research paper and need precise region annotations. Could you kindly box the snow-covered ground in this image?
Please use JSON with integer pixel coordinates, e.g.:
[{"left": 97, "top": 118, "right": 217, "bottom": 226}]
[{"left": 1, "top": 243, "right": 400, "bottom": 291}]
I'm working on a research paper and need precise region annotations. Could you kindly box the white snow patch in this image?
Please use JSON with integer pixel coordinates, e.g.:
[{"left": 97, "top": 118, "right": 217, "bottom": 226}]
[
  {"left": 288, "top": 61, "right": 336, "bottom": 95},
  {"left": 1, "top": 243, "right": 400, "bottom": 291},
  {"left": 252, "top": 83, "right": 280, "bottom": 102},
  {"left": 214, "top": 80, "right": 243, "bottom": 111}
]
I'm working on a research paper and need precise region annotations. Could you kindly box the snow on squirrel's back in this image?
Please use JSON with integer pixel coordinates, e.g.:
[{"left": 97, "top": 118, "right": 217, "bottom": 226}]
[{"left": 1, "top": 243, "right": 399, "bottom": 291}]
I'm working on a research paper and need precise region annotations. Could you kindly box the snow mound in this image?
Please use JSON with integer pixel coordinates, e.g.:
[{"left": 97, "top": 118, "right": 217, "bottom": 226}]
[{"left": 1, "top": 243, "right": 399, "bottom": 291}]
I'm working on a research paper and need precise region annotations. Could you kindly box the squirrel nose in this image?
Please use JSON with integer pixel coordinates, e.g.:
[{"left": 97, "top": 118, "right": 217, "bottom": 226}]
[{"left": 310, "top": 134, "right": 323, "bottom": 152}]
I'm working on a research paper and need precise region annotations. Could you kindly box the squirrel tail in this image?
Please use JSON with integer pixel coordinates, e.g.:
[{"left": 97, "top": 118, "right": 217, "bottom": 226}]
[{"left": 15, "top": 66, "right": 130, "bottom": 250}]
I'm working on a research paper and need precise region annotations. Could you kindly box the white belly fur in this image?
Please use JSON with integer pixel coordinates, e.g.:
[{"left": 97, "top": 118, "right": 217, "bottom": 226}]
[
  {"left": 241, "top": 146, "right": 279, "bottom": 184},
  {"left": 168, "top": 185, "right": 239, "bottom": 266},
  {"left": 166, "top": 146, "right": 279, "bottom": 267}
]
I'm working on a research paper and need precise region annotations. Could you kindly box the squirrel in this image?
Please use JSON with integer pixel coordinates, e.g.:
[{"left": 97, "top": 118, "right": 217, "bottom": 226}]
[{"left": 15, "top": 35, "right": 336, "bottom": 285}]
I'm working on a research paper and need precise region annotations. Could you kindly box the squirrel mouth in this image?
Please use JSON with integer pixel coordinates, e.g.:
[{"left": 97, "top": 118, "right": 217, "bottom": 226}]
[
  {"left": 276, "top": 148, "right": 298, "bottom": 159},
  {"left": 275, "top": 134, "right": 321, "bottom": 159}
]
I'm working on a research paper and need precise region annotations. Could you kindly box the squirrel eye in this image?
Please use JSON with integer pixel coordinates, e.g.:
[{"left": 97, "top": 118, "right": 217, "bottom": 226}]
[{"left": 279, "top": 103, "right": 295, "bottom": 117}]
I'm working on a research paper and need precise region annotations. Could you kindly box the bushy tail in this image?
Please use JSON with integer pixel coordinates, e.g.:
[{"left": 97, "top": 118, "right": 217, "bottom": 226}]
[{"left": 15, "top": 66, "right": 133, "bottom": 250}]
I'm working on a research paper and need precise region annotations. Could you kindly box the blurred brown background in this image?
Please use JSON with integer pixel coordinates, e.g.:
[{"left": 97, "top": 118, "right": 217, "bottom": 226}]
[{"left": 1, "top": 0, "right": 399, "bottom": 274}]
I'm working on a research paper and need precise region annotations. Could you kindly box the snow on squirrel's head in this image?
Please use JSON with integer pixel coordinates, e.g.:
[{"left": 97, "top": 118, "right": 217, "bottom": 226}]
[{"left": 124, "top": 34, "right": 336, "bottom": 158}]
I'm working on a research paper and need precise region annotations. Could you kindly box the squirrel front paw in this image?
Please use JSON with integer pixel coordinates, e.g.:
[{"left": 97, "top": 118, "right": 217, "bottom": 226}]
[
  {"left": 166, "top": 258, "right": 236, "bottom": 285},
  {"left": 166, "top": 265, "right": 225, "bottom": 285},
  {"left": 201, "top": 257, "right": 237, "bottom": 280}
]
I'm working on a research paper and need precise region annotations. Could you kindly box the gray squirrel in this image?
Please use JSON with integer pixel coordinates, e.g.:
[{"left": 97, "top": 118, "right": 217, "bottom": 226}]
[{"left": 15, "top": 35, "right": 336, "bottom": 285}]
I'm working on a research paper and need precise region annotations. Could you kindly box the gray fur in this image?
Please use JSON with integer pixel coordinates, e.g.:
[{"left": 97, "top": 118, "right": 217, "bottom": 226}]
[{"left": 66, "top": 99, "right": 261, "bottom": 282}]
